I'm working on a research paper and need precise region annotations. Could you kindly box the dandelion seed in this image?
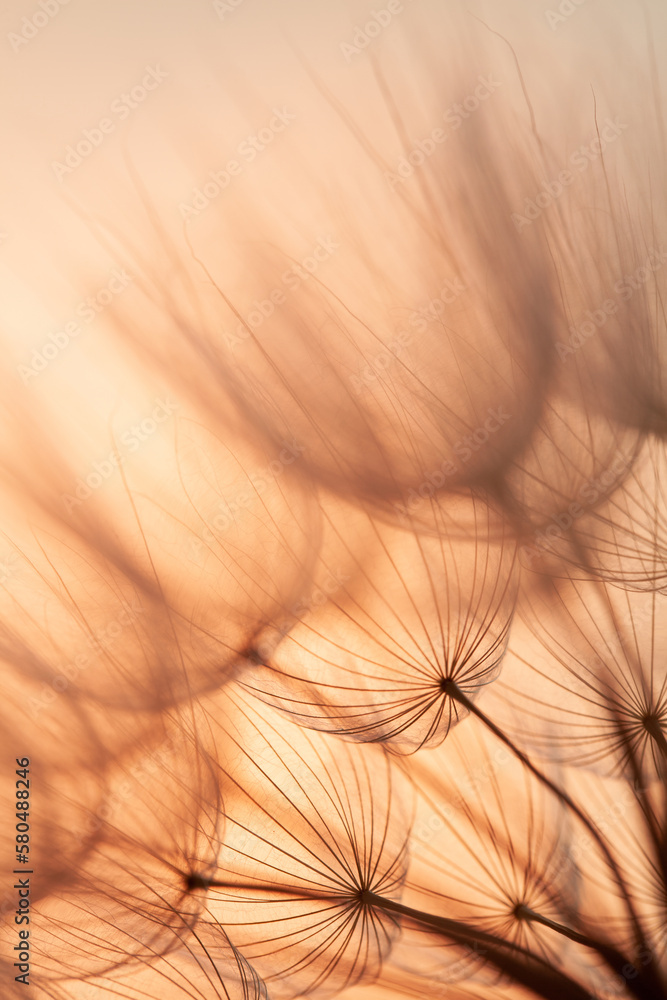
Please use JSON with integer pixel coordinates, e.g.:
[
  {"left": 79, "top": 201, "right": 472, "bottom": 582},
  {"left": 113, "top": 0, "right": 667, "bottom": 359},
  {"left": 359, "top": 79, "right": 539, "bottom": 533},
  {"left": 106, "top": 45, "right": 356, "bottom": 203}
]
[
  {"left": 239, "top": 494, "right": 518, "bottom": 752},
  {"left": 193, "top": 684, "right": 412, "bottom": 998},
  {"left": 488, "top": 571, "right": 667, "bottom": 781},
  {"left": 27, "top": 720, "right": 223, "bottom": 985}
]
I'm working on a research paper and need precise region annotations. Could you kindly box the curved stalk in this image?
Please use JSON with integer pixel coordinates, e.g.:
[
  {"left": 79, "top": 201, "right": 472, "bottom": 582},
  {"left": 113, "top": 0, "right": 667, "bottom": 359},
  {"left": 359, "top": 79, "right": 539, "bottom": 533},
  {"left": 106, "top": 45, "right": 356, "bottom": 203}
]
[
  {"left": 193, "top": 874, "right": 662, "bottom": 1000},
  {"left": 362, "top": 891, "right": 593, "bottom": 1000},
  {"left": 442, "top": 679, "right": 666, "bottom": 998}
]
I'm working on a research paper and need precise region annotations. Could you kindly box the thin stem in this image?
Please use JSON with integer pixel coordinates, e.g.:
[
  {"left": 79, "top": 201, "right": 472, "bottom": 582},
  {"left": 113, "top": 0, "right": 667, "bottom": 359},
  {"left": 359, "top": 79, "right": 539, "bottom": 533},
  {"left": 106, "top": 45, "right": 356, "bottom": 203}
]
[
  {"left": 442, "top": 680, "right": 666, "bottom": 999},
  {"left": 515, "top": 905, "right": 645, "bottom": 986},
  {"left": 190, "top": 872, "right": 665, "bottom": 999},
  {"left": 514, "top": 904, "right": 602, "bottom": 948},
  {"left": 363, "top": 891, "right": 593, "bottom": 1000},
  {"left": 368, "top": 892, "right": 667, "bottom": 1000}
]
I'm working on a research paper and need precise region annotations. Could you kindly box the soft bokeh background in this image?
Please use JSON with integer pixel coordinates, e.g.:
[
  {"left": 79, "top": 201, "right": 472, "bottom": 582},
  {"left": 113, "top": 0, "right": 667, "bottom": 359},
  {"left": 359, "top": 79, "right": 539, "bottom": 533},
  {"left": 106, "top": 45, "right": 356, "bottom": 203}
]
[
  {"left": 0, "top": 0, "right": 664, "bottom": 501},
  {"left": 1, "top": 1, "right": 666, "bottom": 998}
]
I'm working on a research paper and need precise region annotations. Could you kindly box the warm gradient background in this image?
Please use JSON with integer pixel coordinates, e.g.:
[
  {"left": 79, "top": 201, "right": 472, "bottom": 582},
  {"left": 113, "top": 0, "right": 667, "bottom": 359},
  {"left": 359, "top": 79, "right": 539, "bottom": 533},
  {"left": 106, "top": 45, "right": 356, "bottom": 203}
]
[{"left": 1, "top": 1, "right": 666, "bottom": 999}]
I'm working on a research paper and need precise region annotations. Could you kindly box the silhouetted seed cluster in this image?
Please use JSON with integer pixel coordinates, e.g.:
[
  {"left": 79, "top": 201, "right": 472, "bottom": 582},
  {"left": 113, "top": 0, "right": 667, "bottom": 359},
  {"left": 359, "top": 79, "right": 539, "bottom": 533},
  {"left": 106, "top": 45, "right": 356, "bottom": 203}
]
[{"left": 1, "top": 10, "right": 666, "bottom": 1000}]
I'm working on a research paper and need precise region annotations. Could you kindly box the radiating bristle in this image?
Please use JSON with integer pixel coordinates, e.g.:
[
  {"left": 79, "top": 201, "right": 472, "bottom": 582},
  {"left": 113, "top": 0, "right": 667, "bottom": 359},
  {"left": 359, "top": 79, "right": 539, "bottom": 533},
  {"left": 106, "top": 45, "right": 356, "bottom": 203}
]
[{"left": 1, "top": 2, "right": 667, "bottom": 999}]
